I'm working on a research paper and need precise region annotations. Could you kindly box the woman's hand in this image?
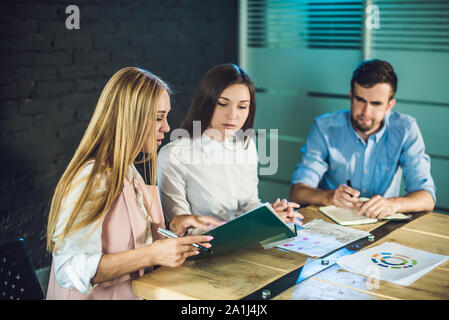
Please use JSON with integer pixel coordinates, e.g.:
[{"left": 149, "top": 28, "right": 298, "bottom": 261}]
[
  {"left": 271, "top": 198, "right": 303, "bottom": 224},
  {"left": 169, "top": 214, "right": 225, "bottom": 236},
  {"left": 148, "top": 235, "right": 213, "bottom": 268}
]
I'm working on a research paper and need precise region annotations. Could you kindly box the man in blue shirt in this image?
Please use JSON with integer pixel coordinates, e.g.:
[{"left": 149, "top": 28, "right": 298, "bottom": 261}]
[{"left": 289, "top": 59, "right": 436, "bottom": 218}]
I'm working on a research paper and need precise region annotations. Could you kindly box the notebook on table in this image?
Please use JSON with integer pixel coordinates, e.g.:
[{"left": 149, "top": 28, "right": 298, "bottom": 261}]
[{"left": 319, "top": 198, "right": 411, "bottom": 226}]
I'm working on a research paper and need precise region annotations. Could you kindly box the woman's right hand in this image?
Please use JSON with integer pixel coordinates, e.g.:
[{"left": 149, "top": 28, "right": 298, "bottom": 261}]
[{"left": 148, "top": 235, "right": 213, "bottom": 268}]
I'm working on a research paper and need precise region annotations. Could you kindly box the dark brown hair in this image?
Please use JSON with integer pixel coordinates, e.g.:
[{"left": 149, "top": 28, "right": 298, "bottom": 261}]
[
  {"left": 351, "top": 59, "right": 398, "bottom": 99},
  {"left": 181, "top": 63, "right": 256, "bottom": 136}
]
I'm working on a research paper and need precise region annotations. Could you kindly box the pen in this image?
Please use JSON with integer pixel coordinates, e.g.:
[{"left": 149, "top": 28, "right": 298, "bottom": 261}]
[
  {"left": 157, "top": 227, "right": 213, "bottom": 254},
  {"left": 292, "top": 213, "right": 309, "bottom": 231},
  {"left": 295, "top": 223, "right": 309, "bottom": 230},
  {"left": 346, "top": 179, "right": 354, "bottom": 199}
]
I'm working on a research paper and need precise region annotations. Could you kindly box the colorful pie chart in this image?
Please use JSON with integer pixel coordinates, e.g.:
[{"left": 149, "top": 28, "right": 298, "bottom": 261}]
[{"left": 371, "top": 252, "right": 418, "bottom": 269}]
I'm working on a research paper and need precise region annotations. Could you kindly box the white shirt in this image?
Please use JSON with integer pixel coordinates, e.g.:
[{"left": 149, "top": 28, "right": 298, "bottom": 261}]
[
  {"left": 157, "top": 132, "right": 262, "bottom": 222},
  {"left": 51, "top": 163, "right": 149, "bottom": 295}
]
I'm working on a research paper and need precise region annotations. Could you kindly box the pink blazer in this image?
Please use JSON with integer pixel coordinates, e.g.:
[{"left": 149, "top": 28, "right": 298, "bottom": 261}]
[{"left": 46, "top": 178, "right": 165, "bottom": 300}]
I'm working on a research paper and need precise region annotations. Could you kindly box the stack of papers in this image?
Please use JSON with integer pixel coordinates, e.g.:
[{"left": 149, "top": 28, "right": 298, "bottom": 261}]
[
  {"left": 270, "top": 219, "right": 371, "bottom": 258},
  {"left": 337, "top": 242, "right": 449, "bottom": 286}
]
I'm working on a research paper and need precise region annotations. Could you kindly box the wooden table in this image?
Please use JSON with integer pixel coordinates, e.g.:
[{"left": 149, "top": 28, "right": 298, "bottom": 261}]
[
  {"left": 132, "top": 206, "right": 449, "bottom": 300},
  {"left": 275, "top": 209, "right": 449, "bottom": 300}
]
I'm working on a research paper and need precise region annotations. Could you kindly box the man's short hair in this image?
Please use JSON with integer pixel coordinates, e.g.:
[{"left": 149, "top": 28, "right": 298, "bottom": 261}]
[{"left": 351, "top": 59, "right": 398, "bottom": 99}]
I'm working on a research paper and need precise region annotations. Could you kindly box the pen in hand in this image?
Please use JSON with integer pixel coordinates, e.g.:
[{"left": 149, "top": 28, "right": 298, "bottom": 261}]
[
  {"left": 157, "top": 227, "right": 213, "bottom": 254},
  {"left": 346, "top": 180, "right": 354, "bottom": 200},
  {"left": 346, "top": 179, "right": 358, "bottom": 199},
  {"left": 346, "top": 179, "right": 352, "bottom": 188},
  {"left": 347, "top": 179, "right": 364, "bottom": 212}
]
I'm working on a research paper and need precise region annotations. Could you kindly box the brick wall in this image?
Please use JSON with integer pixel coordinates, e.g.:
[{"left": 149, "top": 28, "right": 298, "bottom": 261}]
[{"left": 0, "top": 0, "right": 237, "bottom": 269}]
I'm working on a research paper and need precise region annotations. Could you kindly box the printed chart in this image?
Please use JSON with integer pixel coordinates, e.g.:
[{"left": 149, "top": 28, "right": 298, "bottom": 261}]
[
  {"left": 338, "top": 242, "right": 448, "bottom": 286},
  {"left": 280, "top": 234, "right": 338, "bottom": 257},
  {"left": 371, "top": 252, "right": 417, "bottom": 269},
  {"left": 273, "top": 219, "right": 371, "bottom": 257}
]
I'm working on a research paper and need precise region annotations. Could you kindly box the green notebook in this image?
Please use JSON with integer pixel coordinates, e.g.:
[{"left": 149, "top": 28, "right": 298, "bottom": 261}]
[{"left": 190, "top": 203, "right": 297, "bottom": 260}]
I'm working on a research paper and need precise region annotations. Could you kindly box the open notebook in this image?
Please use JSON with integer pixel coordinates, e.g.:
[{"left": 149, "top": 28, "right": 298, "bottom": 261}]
[{"left": 319, "top": 198, "right": 411, "bottom": 226}]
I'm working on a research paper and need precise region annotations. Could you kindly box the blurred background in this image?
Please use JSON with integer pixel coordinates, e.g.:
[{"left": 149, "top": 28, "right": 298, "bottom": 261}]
[
  {"left": 244, "top": 0, "right": 449, "bottom": 213},
  {"left": 1, "top": 0, "right": 448, "bottom": 289},
  {"left": 0, "top": 0, "right": 237, "bottom": 279}
]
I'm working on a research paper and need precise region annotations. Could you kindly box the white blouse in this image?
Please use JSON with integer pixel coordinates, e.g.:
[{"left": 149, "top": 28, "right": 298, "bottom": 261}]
[
  {"left": 51, "top": 163, "right": 149, "bottom": 295},
  {"left": 157, "top": 132, "right": 262, "bottom": 222}
]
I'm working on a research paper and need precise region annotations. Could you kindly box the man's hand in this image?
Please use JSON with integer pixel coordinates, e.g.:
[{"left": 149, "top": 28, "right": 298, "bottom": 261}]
[
  {"left": 329, "top": 184, "right": 361, "bottom": 208},
  {"left": 356, "top": 195, "right": 401, "bottom": 219}
]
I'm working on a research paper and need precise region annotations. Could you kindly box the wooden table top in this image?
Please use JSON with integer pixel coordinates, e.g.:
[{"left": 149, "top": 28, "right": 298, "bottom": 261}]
[
  {"left": 275, "top": 210, "right": 449, "bottom": 300},
  {"left": 133, "top": 206, "right": 449, "bottom": 300}
]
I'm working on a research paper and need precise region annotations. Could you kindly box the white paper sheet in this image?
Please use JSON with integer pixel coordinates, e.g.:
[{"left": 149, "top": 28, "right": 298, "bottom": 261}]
[
  {"left": 337, "top": 242, "right": 449, "bottom": 286},
  {"left": 273, "top": 219, "right": 371, "bottom": 257}
]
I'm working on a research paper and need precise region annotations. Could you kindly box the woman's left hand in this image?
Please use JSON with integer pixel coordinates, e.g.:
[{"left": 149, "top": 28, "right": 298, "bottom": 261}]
[
  {"left": 169, "top": 214, "right": 225, "bottom": 236},
  {"left": 271, "top": 198, "right": 303, "bottom": 224}
]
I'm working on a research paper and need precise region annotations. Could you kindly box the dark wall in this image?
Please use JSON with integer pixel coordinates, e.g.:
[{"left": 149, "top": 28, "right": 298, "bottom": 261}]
[{"left": 0, "top": 0, "right": 237, "bottom": 269}]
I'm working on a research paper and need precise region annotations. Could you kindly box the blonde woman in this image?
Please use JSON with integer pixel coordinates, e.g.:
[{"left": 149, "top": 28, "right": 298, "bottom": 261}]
[{"left": 46, "top": 67, "right": 221, "bottom": 300}]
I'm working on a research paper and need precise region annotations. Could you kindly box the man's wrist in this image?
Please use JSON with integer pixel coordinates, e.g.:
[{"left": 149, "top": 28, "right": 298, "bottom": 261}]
[
  {"left": 387, "top": 197, "right": 403, "bottom": 213},
  {"left": 324, "top": 189, "right": 335, "bottom": 206}
]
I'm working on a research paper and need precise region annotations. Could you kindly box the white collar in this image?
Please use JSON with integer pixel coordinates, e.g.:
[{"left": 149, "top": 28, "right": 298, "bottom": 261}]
[{"left": 193, "top": 131, "right": 247, "bottom": 155}]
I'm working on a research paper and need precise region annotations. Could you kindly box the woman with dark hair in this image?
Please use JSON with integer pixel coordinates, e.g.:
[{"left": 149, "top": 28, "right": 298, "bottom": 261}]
[
  {"left": 157, "top": 64, "right": 302, "bottom": 234},
  {"left": 181, "top": 64, "right": 257, "bottom": 138}
]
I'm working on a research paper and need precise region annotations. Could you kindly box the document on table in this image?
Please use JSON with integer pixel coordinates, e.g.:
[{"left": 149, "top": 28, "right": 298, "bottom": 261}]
[
  {"left": 337, "top": 242, "right": 449, "bottom": 286},
  {"left": 269, "top": 219, "right": 371, "bottom": 258}
]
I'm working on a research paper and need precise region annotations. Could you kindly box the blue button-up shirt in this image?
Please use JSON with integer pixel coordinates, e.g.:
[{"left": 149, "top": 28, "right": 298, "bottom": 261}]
[{"left": 291, "top": 110, "right": 436, "bottom": 202}]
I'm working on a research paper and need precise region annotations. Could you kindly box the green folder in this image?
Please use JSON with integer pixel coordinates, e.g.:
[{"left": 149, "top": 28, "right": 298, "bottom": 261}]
[{"left": 190, "top": 203, "right": 297, "bottom": 260}]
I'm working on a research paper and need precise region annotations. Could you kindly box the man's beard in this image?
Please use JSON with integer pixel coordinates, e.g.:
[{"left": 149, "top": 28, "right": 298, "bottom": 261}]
[{"left": 351, "top": 115, "right": 376, "bottom": 132}]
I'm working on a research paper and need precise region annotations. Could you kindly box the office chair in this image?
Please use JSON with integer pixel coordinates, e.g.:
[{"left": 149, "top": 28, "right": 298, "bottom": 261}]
[{"left": 0, "top": 238, "right": 45, "bottom": 300}]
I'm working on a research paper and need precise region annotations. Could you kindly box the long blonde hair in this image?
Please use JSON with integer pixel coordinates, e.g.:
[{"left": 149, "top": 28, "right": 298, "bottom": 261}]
[{"left": 46, "top": 67, "right": 170, "bottom": 252}]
